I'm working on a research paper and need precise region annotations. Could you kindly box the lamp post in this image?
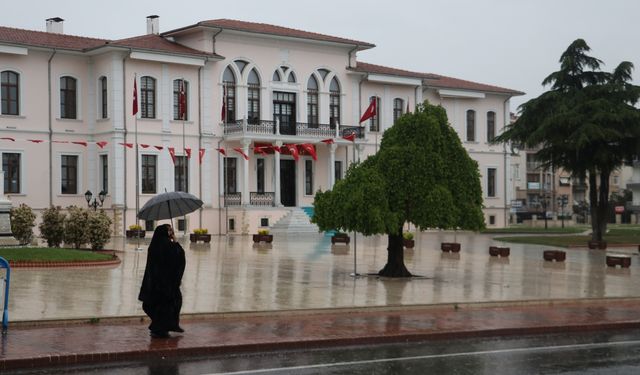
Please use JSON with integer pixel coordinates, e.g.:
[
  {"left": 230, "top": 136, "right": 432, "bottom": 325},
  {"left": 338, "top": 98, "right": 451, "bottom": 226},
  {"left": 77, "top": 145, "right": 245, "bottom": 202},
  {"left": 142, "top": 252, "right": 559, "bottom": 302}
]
[
  {"left": 539, "top": 193, "right": 549, "bottom": 230},
  {"left": 556, "top": 194, "right": 568, "bottom": 228},
  {"left": 85, "top": 190, "right": 106, "bottom": 211}
]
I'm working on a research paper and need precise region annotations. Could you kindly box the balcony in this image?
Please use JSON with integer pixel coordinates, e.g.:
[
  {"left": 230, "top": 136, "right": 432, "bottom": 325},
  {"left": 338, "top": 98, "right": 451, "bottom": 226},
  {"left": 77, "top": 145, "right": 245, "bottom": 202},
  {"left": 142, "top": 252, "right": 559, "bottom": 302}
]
[
  {"left": 224, "top": 193, "right": 241, "bottom": 206},
  {"left": 250, "top": 192, "right": 275, "bottom": 206},
  {"left": 223, "top": 119, "right": 365, "bottom": 141}
]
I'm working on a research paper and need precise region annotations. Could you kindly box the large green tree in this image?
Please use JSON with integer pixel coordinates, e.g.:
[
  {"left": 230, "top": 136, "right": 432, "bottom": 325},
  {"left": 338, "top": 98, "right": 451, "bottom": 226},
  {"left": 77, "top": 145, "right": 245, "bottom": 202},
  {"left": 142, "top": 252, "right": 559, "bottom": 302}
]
[
  {"left": 495, "top": 39, "right": 640, "bottom": 242},
  {"left": 313, "top": 102, "right": 485, "bottom": 277}
]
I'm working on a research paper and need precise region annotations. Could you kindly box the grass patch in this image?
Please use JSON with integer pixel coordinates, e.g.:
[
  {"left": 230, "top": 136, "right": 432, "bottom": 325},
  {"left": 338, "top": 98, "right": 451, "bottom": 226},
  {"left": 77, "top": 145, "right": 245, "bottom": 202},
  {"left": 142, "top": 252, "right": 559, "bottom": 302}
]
[
  {"left": 0, "top": 247, "right": 113, "bottom": 262},
  {"left": 482, "top": 226, "right": 587, "bottom": 234},
  {"left": 495, "top": 227, "right": 640, "bottom": 247}
]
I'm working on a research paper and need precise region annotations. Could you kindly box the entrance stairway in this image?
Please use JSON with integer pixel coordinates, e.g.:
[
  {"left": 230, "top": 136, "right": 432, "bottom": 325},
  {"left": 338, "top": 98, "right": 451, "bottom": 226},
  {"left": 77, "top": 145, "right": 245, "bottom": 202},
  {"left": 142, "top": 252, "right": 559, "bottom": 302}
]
[{"left": 269, "top": 207, "right": 320, "bottom": 234}]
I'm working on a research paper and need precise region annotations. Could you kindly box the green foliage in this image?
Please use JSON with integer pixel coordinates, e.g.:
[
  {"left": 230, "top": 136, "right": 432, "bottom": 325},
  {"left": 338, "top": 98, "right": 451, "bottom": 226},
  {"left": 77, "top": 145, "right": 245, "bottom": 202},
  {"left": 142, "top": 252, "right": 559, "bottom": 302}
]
[
  {"left": 128, "top": 224, "right": 143, "bottom": 231},
  {"left": 0, "top": 247, "right": 113, "bottom": 262},
  {"left": 403, "top": 232, "right": 414, "bottom": 240},
  {"left": 313, "top": 101, "right": 485, "bottom": 236},
  {"left": 10, "top": 204, "right": 36, "bottom": 245},
  {"left": 39, "top": 206, "right": 66, "bottom": 247},
  {"left": 64, "top": 206, "right": 89, "bottom": 249},
  {"left": 86, "top": 210, "right": 112, "bottom": 250},
  {"left": 257, "top": 229, "right": 269, "bottom": 235},
  {"left": 193, "top": 228, "right": 209, "bottom": 235}
]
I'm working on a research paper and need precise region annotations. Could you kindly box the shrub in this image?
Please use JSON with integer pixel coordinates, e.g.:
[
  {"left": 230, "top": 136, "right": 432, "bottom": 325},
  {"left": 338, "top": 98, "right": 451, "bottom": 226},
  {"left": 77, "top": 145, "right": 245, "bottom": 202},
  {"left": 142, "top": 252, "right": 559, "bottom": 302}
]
[
  {"left": 86, "top": 210, "right": 113, "bottom": 250},
  {"left": 10, "top": 204, "right": 36, "bottom": 245},
  {"left": 258, "top": 229, "right": 270, "bottom": 235},
  {"left": 403, "top": 232, "right": 414, "bottom": 240},
  {"left": 64, "top": 206, "right": 89, "bottom": 249},
  {"left": 39, "top": 206, "right": 66, "bottom": 247},
  {"left": 128, "top": 224, "right": 143, "bottom": 231},
  {"left": 193, "top": 228, "right": 208, "bottom": 235}
]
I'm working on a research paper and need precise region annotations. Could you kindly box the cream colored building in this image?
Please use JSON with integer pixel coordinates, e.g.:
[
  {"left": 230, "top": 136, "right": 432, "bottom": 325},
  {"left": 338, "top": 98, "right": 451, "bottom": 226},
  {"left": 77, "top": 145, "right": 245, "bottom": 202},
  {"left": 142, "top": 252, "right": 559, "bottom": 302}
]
[{"left": 0, "top": 16, "right": 523, "bottom": 235}]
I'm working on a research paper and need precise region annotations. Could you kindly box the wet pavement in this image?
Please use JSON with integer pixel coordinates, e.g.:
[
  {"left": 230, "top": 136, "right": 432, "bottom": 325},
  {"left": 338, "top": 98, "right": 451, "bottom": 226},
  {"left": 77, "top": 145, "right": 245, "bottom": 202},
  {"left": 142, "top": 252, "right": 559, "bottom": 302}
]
[{"left": 2, "top": 231, "right": 640, "bottom": 370}]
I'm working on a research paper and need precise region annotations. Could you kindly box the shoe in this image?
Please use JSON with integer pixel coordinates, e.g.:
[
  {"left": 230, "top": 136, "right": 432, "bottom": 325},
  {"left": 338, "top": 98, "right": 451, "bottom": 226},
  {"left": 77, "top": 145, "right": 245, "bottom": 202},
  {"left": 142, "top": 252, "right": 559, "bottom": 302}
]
[
  {"left": 170, "top": 326, "right": 185, "bottom": 333},
  {"left": 150, "top": 331, "right": 170, "bottom": 338}
]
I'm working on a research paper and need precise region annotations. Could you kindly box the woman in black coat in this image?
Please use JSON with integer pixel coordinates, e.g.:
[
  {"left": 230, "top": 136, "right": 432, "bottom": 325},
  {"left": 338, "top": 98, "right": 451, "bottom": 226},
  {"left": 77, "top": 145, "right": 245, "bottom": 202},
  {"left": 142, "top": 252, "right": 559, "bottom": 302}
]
[{"left": 138, "top": 224, "right": 186, "bottom": 338}]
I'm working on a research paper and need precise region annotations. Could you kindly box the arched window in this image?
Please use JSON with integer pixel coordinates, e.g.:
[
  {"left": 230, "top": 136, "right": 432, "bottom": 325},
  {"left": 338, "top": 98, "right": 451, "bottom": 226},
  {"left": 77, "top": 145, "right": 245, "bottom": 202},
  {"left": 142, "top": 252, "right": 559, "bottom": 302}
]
[
  {"left": 369, "top": 96, "right": 381, "bottom": 132},
  {"left": 393, "top": 98, "right": 404, "bottom": 123},
  {"left": 487, "top": 111, "right": 496, "bottom": 142},
  {"left": 60, "top": 76, "right": 77, "bottom": 119},
  {"left": 272, "top": 70, "right": 281, "bottom": 82},
  {"left": 466, "top": 109, "right": 476, "bottom": 142},
  {"left": 329, "top": 77, "right": 341, "bottom": 127},
  {"left": 234, "top": 60, "right": 248, "bottom": 73},
  {"left": 247, "top": 69, "right": 260, "bottom": 125},
  {"left": 1, "top": 70, "right": 19, "bottom": 115},
  {"left": 287, "top": 71, "right": 296, "bottom": 83},
  {"left": 223, "top": 67, "right": 236, "bottom": 123},
  {"left": 140, "top": 76, "right": 156, "bottom": 119},
  {"left": 99, "top": 76, "right": 107, "bottom": 119},
  {"left": 307, "top": 75, "right": 319, "bottom": 127},
  {"left": 173, "top": 79, "right": 188, "bottom": 120}
]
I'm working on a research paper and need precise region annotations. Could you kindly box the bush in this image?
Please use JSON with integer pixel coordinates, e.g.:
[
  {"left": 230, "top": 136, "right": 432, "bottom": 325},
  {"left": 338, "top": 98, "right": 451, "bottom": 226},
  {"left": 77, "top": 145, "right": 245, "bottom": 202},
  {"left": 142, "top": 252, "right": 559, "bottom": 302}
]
[
  {"left": 64, "top": 206, "right": 89, "bottom": 249},
  {"left": 403, "top": 232, "right": 414, "bottom": 240},
  {"left": 86, "top": 210, "right": 112, "bottom": 250},
  {"left": 128, "top": 224, "right": 143, "bottom": 231},
  {"left": 10, "top": 204, "right": 36, "bottom": 245},
  {"left": 39, "top": 206, "right": 66, "bottom": 247},
  {"left": 193, "top": 228, "right": 208, "bottom": 235},
  {"left": 258, "top": 229, "right": 270, "bottom": 235}
]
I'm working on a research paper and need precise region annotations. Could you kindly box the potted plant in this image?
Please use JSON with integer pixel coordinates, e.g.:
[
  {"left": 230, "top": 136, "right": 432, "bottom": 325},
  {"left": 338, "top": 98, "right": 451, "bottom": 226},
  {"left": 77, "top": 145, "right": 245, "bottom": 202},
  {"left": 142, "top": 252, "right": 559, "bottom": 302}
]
[
  {"left": 331, "top": 231, "right": 350, "bottom": 245},
  {"left": 126, "top": 224, "right": 145, "bottom": 238},
  {"left": 190, "top": 228, "right": 212, "bottom": 243},
  {"left": 253, "top": 229, "right": 273, "bottom": 243},
  {"left": 403, "top": 232, "right": 415, "bottom": 248}
]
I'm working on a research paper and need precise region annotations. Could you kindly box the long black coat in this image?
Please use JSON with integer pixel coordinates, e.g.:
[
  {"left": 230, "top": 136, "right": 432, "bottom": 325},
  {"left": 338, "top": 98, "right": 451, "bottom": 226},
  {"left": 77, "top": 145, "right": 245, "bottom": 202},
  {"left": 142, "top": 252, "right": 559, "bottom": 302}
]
[{"left": 138, "top": 225, "right": 186, "bottom": 332}]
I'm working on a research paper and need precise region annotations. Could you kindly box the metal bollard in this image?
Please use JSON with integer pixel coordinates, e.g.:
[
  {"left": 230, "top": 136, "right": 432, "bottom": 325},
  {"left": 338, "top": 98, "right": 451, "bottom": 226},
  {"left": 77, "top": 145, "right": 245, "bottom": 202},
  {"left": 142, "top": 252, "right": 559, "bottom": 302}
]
[{"left": 0, "top": 257, "right": 9, "bottom": 334}]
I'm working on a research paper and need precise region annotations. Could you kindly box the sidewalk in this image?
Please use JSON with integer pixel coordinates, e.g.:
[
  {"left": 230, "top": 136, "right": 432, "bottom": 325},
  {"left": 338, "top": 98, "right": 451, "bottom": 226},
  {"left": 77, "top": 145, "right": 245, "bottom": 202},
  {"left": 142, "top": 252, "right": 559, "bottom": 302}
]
[{"left": 3, "top": 298, "right": 640, "bottom": 371}]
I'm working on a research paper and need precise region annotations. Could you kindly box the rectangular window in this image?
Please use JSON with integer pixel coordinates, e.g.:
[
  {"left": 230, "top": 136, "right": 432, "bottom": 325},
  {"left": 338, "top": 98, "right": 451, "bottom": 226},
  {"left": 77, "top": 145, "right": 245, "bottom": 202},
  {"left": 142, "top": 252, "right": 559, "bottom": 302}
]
[
  {"left": 99, "top": 154, "right": 108, "bottom": 193},
  {"left": 144, "top": 220, "right": 155, "bottom": 232},
  {"left": 257, "top": 158, "right": 265, "bottom": 193},
  {"left": 487, "top": 111, "right": 496, "bottom": 142},
  {"left": 466, "top": 110, "right": 476, "bottom": 142},
  {"left": 174, "top": 155, "right": 189, "bottom": 192},
  {"left": 1, "top": 71, "right": 19, "bottom": 115},
  {"left": 248, "top": 84, "right": 260, "bottom": 125},
  {"left": 307, "top": 90, "right": 318, "bottom": 127},
  {"left": 260, "top": 218, "right": 269, "bottom": 227},
  {"left": 177, "top": 218, "right": 186, "bottom": 232},
  {"left": 141, "top": 154, "right": 157, "bottom": 194},
  {"left": 489, "top": 215, "right": 496, "bottom": 225},
  {"left": 60, "top": 77, "right": 77, "bottom": 119},
  {"left": 173, "top": 79, "right": 188, "bottom": 121},
  {"left": 330, "top": 92, "right": 340, "bottom": 127},
  {"left": 228, "top": 218, "right": 235, "bottom": 232},
  {"left": 487, "top": 168, "right": 497, "bottom": 197},
  {"left": 305, "top": 159, "right": 313, "bottom": 195},
  {"left": 141, "top": 76, "right": 156, "bottom": 119},
  {"left": 61, "top": 155, "right": 78, "bottom": 194},
  {"left": 393, "top": 98, "right": 404, "bottom": 123},
  {"left": 335, "top": 161, "right": 343, "bottom": 182},
  {"left": 2, "top": 153, "right": 20, "bottom": 194},
  {"left": 369, "top": 97, "right": 380, "bottom": 132},
  {"left": 224, "top": 84, "right": 236, "bottom": 123},
  {"left": 224, "top": 157, "right": 237, "bottom": 194},
  {"left": 100, "top": 77, "right": 108, "bottom": 119}
]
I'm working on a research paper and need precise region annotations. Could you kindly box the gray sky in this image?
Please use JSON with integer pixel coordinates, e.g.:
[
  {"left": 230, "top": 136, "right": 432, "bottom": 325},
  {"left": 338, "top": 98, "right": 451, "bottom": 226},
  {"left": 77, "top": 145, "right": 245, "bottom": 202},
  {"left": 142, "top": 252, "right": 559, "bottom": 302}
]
[{"left": 2, "top": 0, "right": 638, "bottom": 110}]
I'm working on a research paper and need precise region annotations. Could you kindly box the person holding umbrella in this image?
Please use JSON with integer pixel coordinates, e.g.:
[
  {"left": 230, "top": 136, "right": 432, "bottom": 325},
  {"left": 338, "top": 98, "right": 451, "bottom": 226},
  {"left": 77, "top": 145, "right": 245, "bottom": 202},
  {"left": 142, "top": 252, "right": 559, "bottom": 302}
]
[{"left": 138, "top": 224, "right": 186, "bottom": 338}]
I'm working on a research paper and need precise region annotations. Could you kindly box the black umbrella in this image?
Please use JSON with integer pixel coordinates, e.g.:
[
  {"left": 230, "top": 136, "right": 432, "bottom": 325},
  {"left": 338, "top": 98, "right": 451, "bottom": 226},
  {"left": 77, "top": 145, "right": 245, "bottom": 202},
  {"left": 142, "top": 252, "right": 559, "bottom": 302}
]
[{"left": 138, "top": 191, "right": 203, "bottom": 220}]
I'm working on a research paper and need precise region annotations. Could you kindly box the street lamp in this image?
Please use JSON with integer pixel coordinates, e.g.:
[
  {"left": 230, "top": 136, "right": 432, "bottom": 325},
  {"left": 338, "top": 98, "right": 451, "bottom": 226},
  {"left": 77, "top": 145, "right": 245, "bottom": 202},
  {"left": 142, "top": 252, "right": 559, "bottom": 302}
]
[
  {"left": 85, "top": 190, "right": 106, "bottom": 211},
  {"left": 538, "top": 193, "right": 550, "bottom": 230},
  {"left": 556, "top": 194, "right": 568, "bottom": 228}
]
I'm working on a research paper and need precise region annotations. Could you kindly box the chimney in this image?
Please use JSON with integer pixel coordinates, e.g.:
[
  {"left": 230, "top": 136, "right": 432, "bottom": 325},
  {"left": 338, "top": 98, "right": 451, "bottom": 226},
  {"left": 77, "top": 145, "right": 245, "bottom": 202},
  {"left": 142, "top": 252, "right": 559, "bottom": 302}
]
[
  {"left": 46, "top": 17, "right": 64, "bottom": 34},
  {"left": 146, "top": 15, "right": 159, "bottom": 35}
]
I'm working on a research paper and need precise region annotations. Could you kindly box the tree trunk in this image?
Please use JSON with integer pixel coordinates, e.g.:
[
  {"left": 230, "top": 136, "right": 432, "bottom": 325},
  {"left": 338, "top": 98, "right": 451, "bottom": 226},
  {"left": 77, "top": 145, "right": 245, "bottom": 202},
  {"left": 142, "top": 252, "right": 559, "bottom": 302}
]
[
  {"left": 589, "top": 170, "right": 600, "bottom": 242},
  {"left": 596, "top": 169, "right": 611, "bottom": 242},
  {"left": 378, "top": 227, "right": 412, "bottom": 277}
]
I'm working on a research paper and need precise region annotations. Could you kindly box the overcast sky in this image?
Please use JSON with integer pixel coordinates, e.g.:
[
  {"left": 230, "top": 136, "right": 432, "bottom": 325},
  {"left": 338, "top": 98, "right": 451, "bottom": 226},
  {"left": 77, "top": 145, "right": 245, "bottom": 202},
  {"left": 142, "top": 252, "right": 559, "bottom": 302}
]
[{"left": 2, "top": 0, "right": 638, "bottom": 110}]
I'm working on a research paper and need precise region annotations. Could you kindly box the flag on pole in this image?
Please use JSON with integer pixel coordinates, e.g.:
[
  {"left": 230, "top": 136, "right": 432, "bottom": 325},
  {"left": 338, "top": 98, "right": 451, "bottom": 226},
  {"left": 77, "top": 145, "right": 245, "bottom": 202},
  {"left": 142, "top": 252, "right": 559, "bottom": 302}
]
[
  {"left": 233, "top": 147, "right": 249, "bottom": 160},
  {"left": 178, "top": 80, "right": 187, "bottom": 120},
  {"left": 132, "top": 78, "right": 138, "bottom": 116},
  {"left": 286, "top": 144, "right": 299, "bottom": 161},
  {"left": 199, "top": 148, "right": 206, "bottom": 164},
  {"left": 168, "top": 147, "right": 176, "bottom": 164},
  {"left": 359, "top": 97, "right": 377, "bottom": 123},
  {"left": 342, "top": 132, "right": 356, "bottom": 142}
]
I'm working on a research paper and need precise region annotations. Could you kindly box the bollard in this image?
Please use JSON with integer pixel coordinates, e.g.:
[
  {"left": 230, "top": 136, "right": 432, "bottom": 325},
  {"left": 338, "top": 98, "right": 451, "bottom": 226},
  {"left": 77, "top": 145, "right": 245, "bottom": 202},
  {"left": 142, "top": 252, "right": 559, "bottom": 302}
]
[{"left": 0, "top": 257, "right": 9, "bottom": 334}]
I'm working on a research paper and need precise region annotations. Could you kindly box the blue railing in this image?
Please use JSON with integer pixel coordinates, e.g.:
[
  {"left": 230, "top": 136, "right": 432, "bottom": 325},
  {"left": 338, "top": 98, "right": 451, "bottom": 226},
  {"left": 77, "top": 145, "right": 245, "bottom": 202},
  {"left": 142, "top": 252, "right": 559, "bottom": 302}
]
[{"left": 0, "top": 256, "right": 9, "bottom": 334}]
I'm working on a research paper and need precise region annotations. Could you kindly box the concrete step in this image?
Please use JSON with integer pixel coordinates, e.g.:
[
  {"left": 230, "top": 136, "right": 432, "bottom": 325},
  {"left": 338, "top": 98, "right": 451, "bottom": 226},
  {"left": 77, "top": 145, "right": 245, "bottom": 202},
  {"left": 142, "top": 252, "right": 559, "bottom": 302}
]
[{"left": 270, "top": 208, "right": 320, "bottom": 233}]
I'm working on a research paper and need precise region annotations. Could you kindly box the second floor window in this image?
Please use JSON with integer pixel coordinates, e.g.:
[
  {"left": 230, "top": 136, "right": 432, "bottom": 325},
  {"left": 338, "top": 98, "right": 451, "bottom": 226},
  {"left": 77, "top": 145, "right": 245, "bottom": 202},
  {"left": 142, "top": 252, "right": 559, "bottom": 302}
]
[
  {"left": 329, "top": 77, "right": 341, "bottom": 127},
  {"left": 307, "top": 75, "right": 319, "bottom": 127},
  {"left": 466, "top": 109, "right": 476, "bottom": 142},
  {"left": 2, "top": 152, "right": 20, "bottom": 194},
  {"left": 248, "top": 69, "right": 260, "bottom": 125},
  {"left": 369, "top": 96, "right": 381, "bottom": 132},
  {"left": 140, "top": 76, "right": 156, "bottom": 119},
  {"left": 1, "top": 70, "right": 19, "bottom": 115},
  {"left": 100, "top": 76, "right": 108, "bottom": 119},
  {"left": 224, "top": 157, "right": 237, "bottom": 194},
  {"left": 61, "top": 155, "right": 78, "bottom": 194},
  {"left": 393, "top": 98, "right": 404, "bottom": 123},
  {"left": 487, "top": 111, "right": 496, "bottom": 142},
  {"left": 223, "top": 67, "right": 236, "bottom": 123},
  {"left": 141, "top": 154, "right": 157, "bottom": 194},
  {"left": 60, "top": 76, "right": 77, "bottom": 119},
  {"left": 173, "top": 79, "right": 188, "bottom": 120}
]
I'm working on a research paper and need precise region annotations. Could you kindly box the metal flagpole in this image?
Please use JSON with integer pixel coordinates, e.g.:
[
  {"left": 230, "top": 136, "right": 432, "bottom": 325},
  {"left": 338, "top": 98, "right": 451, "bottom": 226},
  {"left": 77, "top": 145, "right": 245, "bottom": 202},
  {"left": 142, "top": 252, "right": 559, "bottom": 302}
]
[
  {"left": 134, "top": 74, "right": 142, "bottom": 251},
  {"left": 350, "top": 136, "right": 361, "bottom": 278},
  {"left": 181, "top": 79, "right": 187, "bottom": 236}
]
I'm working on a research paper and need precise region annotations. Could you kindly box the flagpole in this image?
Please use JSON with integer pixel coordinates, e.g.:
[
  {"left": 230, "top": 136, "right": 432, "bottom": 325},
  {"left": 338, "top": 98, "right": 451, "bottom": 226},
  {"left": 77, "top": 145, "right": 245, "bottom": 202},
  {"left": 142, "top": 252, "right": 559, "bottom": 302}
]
[
  {"left": 182, "top": 78, "right": 187, "bottom": 236},
  {"left": 134, "top": 74, "right": 141, "bottom": 251},
  {"left": 350, "top": 139, "right": 360, "bottom": 278}
]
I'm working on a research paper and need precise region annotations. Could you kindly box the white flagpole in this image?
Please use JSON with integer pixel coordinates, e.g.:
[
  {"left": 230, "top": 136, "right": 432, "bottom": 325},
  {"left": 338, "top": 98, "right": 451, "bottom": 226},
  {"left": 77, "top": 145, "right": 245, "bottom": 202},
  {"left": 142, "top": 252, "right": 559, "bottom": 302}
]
[
  {"left": 134, "top": 74, "right": 141, "bottom": 251},
  {"left": 182, "top": 79, "right": 187, "bottom": 236}
]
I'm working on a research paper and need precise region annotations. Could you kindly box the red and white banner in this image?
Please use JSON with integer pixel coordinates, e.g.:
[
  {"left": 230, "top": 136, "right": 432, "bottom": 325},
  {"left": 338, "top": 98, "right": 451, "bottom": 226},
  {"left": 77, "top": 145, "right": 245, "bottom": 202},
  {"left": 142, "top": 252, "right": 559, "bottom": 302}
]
[{"left": 359, "top": 97, "right": 377, "bottom": 123}]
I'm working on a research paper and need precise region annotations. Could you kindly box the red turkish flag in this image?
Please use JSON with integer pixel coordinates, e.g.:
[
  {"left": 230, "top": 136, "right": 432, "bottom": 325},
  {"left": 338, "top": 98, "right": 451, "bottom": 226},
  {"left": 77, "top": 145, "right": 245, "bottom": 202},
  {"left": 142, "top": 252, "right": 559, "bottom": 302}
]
[
  {"left": 271, "top": 145, "right": 281, "bottom": 153},
  {"left": 72, "top": 141, "right": 88, "bottom": 147},
  {"left": 139, "top": 144, "right": 150, "bottom": 148},
  {"left": 320, "top": 138, "right": 334, "bottom": 145},
  {"left": 96, "top": 141, "right": 108, "bottom": 148},
  {"left": 299, "top": 143, "right": 317, "bottom": 161},
  {"left": 154, "top": 145, "right": 164, "bottom": 151},
  {"left": 254, "top": 146, "right": 268, "bottom": 156},
  {"left": 119, "top": 142, "right": 133, "bottom": 148},
  {"left": 233, "top": 147, "right": 249, "bottom": 160},
  {"left": 132, "top": 78, "right": 138, "bottom": 116},
  {"left": 178, "top": 80, "right": 186, "bottom": 120},
  {"left": 359, "top": 97, "right": 377, "bottom": 123},
  {"left": 168, "top": 147, "right": 176, "bottom": 164},
  {"left": 184, "top": 148, "right": 192, "bottom": 159},
  {"left": 286, "top": 144, "right": 299, "bottom": 161},
  {"left": 342, "top": 132, "right": 356, "bottom": 142},
  {"left": 216, "top": 148, "right": 226, "bottom": 156},
  {"left": 199, "top": 148, "right": 205, "bottom": 164},
  {"left": 28, "top": 139, "right": 45, "bottom": 143},
  {"left": 0, "top": 137, "right": 15, "bottom": 141}
]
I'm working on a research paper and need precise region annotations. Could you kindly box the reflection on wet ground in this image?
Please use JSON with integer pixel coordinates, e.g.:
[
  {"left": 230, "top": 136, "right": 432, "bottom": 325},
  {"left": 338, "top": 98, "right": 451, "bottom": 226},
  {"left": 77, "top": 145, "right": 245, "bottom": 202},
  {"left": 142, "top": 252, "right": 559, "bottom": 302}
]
[{"left": 7, "top": 231, "right": 640, "bottom": 321}]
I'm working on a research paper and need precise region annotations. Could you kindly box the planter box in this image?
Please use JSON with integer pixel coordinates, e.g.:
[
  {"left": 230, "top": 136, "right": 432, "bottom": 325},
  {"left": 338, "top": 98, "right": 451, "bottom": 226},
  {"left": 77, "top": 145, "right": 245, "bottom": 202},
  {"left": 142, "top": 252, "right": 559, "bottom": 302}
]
[
  {"left": 253, "top": 234, "right": 273, "bottom": 243},
  {"left": 403, "top": 239, "right": 415, "bottom": 248},
  {"left": 441, "top": 242, "right": 461, "bottom": 253},
  {"left": 190, "top": 233, "right": 212, "bottom": 243},
  {"left": 606, "top": 255, "right": 631, "bottom": 268},
  {"left": 489, "top": 246, "right": 510, "bottom": 257},
  {"left": 543, "top": 250, "right": 566, "bottom": 262},
  {"left": 588, "top": 240, "right": 607, "bottom": 250},
  {"left": 126, "top": 229, "right": 145, "bottom": 239},
  {"left": 331, "top": 234, "right": 350, "bottom": 245}
]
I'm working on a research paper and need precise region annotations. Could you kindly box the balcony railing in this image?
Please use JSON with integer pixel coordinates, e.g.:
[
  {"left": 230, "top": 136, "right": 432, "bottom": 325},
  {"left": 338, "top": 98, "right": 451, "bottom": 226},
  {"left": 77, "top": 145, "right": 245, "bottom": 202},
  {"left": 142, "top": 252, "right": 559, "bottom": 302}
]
[
  {"left": 224, "top": 193, "right": 241, "bottom": 206},
  {"left": 250, "top": 192, "right": 275, "bottom": 206},
  {"left": 223, "top": 119, "right": 364, "bottom": 140}
]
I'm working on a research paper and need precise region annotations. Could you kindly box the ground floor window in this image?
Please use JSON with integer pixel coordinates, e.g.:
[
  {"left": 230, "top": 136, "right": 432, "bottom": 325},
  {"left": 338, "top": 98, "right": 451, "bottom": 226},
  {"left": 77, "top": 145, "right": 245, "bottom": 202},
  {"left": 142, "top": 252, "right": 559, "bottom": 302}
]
[
  {"left": 257, "top": 158, "right": 265, "bottom": 193},
  {"left": 224, "top": 157, "right": 237, "bottom": 193},
  {"left": 61, "top": 155, "right": 78, "bottom": 194},
  {"left": 487, "top": 168, "right": 497, "bottom": 197},
  {"left": 99, "top": 154, "right": 108, "bottom": 194},
  {"left": 335, "top": 161, "right": 343, "bottom": 182},
  {"left": 2, "top": 152, "right": 20, "bottom": 194},
  {"left": 175, "top": 155, "right": 189, "bottom": 192},
  {"left": 141, "top": 154, "right": 157, "bottom": 194}
]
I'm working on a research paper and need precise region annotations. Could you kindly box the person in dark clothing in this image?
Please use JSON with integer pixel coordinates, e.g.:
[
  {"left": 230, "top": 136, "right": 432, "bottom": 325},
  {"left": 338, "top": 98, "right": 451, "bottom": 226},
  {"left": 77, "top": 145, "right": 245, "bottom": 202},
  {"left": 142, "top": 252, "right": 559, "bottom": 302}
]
[{"left": 138, "top": 224, "right": 186, "bottom": 338}]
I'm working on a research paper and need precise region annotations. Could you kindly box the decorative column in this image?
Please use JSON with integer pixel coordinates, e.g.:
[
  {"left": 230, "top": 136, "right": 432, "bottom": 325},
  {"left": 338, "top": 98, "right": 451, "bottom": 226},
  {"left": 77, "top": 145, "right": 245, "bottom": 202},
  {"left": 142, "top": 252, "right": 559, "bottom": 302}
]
[
  {"left": 241, "top": 139, "right": 250, "bottom": 206},
  {"left": 274, "top": 140, "right": 282, "bottom": 206},
  {"left": 328, "top": 143, "right": 337, "bottom": 189}
]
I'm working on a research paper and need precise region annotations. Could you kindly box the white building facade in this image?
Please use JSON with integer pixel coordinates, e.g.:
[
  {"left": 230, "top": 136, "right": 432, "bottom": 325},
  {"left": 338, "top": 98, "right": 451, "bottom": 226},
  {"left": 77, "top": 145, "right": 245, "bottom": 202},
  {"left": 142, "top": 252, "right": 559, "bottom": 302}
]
[{"left": 0, "top": 17, "right": 523, "bottom": 235}]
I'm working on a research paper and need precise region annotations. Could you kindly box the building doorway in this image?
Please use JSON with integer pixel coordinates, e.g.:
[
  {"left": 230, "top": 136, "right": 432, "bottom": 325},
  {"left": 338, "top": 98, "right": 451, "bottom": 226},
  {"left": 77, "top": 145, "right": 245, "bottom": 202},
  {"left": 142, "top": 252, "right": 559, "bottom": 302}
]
[
  {"left": 280, "top": 159, "right": 296, "bottom": 206},
  {"left": 273, "top": 91, "right": 296, "bottom": 135}
]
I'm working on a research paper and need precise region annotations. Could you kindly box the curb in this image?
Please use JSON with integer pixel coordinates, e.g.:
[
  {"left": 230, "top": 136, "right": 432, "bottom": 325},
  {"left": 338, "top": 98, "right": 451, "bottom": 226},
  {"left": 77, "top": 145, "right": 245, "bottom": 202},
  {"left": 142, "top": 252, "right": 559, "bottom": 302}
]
[{"left": 8, "top": 258, "right": 121, "bottom": 268}]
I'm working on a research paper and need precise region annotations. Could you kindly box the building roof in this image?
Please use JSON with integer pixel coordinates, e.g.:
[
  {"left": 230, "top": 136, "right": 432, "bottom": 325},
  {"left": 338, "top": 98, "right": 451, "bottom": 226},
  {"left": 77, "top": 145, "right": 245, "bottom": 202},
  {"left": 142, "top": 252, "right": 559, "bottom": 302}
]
[
  {"left": 354, "top": 61, "right": 524, "bottom": 96},
  {"left": 165, "top": 19, "right": 376, "bottom": 49},
  {"left": 0, "top": 26, "right": 219, "bottom": 58}
]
